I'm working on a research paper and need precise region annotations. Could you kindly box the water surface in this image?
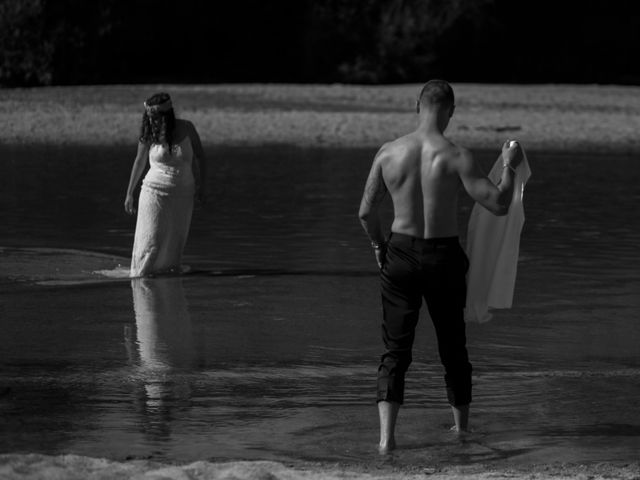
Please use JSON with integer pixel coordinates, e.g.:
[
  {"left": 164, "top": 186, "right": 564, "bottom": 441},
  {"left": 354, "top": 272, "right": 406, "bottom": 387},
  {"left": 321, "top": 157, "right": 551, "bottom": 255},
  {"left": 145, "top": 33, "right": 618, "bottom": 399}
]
[{"left": 1, "top": 146, "right": 639, "bottom": 467}]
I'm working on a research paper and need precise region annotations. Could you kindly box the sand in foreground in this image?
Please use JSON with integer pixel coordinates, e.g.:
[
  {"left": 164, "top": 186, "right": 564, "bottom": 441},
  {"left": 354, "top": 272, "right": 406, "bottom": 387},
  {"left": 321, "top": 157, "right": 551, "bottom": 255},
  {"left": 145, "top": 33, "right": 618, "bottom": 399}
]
[{"left": 1, "top": 454, "right": 639, "bottom": 480}]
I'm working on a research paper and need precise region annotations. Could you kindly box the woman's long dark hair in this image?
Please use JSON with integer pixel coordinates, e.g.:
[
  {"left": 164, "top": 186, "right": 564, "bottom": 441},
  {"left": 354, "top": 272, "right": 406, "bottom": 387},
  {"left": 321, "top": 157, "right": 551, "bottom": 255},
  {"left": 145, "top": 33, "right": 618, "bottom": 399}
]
[{"left": 139, "top": 92, "right": 176, "bottom": 147}]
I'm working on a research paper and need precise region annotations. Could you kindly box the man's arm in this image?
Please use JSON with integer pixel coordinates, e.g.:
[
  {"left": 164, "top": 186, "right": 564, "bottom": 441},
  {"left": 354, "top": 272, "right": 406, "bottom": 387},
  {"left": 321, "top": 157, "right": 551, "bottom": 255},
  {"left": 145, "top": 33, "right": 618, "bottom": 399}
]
[
  {"left": 458, "top": 141, "right": 522, "bottom": 216},
  {"left": 359, "top": 149, "right": 388, "bottom": 266}
]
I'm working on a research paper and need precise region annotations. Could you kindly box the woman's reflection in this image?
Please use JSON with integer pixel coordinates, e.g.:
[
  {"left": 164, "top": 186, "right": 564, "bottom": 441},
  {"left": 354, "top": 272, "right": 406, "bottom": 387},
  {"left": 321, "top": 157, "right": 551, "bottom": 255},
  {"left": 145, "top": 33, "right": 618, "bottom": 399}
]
[
  {"left": 132, "top": 276, "right": 195, "bottom": 370},
  {"left": 129, "top": 277, "right": 195, "bottom": 438}
]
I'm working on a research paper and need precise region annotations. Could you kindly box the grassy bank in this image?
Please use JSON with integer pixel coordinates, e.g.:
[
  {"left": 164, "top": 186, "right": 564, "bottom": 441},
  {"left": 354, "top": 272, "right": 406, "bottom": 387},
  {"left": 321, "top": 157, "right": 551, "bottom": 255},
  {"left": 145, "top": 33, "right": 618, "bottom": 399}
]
[{"left": 2, "top": 84, "right": 640, "bottom": 153}]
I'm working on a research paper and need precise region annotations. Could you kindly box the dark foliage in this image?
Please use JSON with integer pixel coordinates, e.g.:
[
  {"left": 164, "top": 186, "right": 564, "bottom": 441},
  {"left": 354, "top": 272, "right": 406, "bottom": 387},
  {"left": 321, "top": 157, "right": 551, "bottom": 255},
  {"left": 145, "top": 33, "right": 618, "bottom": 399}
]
[
  {"left": 0, "top": 0, "right": 51, "bottom": 85},
  {"left": 307, "top": 0, "right": 495, "bottom": 83},
  {"left": 1, "top": 0, "right": 640, "bottom": 86}
]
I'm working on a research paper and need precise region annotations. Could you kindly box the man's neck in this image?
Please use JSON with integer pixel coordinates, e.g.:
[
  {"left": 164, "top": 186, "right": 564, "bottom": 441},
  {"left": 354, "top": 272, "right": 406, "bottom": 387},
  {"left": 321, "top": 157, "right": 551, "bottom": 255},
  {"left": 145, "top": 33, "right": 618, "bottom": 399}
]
[{"left": 416, "top": 112, "right": 444, "bottom": 137}]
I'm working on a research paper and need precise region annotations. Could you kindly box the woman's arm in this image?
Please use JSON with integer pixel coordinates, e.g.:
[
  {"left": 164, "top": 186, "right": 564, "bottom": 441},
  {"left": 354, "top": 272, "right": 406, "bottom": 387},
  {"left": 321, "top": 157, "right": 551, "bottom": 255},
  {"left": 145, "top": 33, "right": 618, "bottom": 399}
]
[{"left": 124, "top": 142, "right": 150, "bottom": 215}]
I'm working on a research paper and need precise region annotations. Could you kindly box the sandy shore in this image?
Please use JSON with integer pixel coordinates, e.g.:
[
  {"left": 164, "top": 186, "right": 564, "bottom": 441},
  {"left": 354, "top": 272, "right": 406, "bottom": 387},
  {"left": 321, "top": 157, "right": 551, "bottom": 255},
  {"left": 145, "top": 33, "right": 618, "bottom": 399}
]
[
  {"left": 1, "top": 454, "right": 639, "bottom": 480},
  {"left": 2, "top": 84, "right": 640, "bottom": 153}
]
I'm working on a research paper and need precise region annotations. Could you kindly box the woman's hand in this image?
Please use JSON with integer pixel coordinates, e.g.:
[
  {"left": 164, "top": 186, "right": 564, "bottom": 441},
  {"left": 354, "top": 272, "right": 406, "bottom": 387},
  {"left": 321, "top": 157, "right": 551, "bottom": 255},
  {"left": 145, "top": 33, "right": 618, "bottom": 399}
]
[{"left": 124, "top": 194, "right": 136, "bottom": 215}]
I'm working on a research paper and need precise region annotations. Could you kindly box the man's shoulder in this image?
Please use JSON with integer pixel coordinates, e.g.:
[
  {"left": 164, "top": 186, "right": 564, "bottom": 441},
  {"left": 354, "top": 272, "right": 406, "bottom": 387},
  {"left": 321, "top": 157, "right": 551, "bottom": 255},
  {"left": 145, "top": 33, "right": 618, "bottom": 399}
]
[
  {"left": 438, "top": 140, "right": 472, "bottom": 163},
  {"left": 428, "top": 141, "right": 473, "bottom": 179},
  {"left": 377, "top": 135, "right": 420, "bottom": 161},
  {"left": 439, "top": 143, "right": 476, "bottom": 178}
]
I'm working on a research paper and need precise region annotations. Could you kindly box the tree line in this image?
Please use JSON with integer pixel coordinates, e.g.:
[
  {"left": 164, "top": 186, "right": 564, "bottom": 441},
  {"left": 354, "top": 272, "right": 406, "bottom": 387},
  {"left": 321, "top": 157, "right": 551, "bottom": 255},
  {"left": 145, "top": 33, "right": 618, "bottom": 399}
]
[{"left": 2, "top": 0, "right": 639, "bottom": 86}]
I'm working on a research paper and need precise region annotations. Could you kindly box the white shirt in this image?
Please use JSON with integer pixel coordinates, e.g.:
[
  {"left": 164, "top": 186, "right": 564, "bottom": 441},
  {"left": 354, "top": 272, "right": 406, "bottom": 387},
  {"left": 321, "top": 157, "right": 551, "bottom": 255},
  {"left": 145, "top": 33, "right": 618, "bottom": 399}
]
[{"left": 465, "top": 149, "right": 532, "bottom": 323}]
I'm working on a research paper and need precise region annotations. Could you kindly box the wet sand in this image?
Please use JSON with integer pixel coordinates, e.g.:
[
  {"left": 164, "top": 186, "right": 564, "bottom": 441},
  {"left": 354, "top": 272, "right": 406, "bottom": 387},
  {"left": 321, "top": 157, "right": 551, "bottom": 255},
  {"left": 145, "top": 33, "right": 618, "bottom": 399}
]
[
  {"left": 2, "top": 84, "right": 640, "bottom": 153},
  {"left": 1, "top": 454, "right": 639, "bottom": 480}
]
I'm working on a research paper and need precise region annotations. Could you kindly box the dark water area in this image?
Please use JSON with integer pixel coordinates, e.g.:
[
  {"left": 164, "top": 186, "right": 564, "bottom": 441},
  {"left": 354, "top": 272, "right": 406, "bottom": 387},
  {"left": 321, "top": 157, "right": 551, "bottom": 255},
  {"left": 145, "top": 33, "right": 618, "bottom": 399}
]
[{"left": 1, "top": 145, "right": 640, "bottom": 467}]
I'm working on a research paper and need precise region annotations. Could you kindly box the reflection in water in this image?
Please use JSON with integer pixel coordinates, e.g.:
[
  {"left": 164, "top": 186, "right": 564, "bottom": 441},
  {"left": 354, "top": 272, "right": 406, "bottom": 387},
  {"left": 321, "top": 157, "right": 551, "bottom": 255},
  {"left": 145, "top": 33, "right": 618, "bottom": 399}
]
[
  {"left": 131, "top": 277, "right": 194, "bottom": 370},
  {"left": 130, "top": 277, "right": 195, "bottom": 439}
]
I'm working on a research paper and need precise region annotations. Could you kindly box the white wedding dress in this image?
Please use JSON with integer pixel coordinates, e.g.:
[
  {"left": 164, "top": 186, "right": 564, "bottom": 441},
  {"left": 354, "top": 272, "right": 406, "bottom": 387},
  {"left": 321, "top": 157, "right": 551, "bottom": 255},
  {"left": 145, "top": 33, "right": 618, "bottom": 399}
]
[{"left": 130, "top": 137, "right": 195, "bottom": 277}]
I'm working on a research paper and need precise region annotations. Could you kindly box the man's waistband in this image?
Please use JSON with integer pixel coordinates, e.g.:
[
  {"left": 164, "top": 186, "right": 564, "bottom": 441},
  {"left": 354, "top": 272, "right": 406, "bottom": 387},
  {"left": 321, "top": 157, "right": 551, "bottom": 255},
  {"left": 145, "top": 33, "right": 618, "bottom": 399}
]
[{"left": 389, "top": 232, "right": 459, "bottom": 247}]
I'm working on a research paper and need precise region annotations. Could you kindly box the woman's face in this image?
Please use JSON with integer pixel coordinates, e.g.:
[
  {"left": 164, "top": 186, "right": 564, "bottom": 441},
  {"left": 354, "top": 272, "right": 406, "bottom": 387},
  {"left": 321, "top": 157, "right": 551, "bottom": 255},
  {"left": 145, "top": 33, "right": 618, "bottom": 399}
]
[{"left": 148, "top": 114, "right": 163, "bottom": 126}]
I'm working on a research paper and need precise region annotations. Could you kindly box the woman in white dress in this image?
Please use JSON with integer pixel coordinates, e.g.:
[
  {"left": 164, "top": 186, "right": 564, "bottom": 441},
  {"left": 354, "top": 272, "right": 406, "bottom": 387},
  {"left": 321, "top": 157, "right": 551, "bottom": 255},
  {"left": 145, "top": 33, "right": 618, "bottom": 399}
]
[{"left": 124, "top": 93, "right": 206, "bottom": 277}]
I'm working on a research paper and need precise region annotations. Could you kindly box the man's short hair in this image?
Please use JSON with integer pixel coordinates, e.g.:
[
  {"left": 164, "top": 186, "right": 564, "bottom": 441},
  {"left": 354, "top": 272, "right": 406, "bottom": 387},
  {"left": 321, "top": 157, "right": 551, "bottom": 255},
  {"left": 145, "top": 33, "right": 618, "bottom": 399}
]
[{"left": 417, "top": 79, "right": 455, "bottom": 113}]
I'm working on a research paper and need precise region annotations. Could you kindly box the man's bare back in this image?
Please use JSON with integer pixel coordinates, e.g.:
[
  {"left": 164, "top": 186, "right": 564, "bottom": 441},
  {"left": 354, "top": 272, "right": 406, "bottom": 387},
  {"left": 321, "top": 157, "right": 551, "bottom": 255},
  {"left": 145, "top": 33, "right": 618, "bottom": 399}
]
[
  {"left": 360, "top": 124, "right": 522, "bottom": 254},
  {"left": 378, "top": 131, "right": 465, "bottom": 239}
]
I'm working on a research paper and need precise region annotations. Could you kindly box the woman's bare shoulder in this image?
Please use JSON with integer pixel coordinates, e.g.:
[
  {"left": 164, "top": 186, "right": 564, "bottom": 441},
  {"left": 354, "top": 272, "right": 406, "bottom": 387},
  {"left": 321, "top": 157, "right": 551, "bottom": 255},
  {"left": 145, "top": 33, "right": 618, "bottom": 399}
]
[
  {"left": 172, "top": 119, "right": 193, "bottom": 142},
  {"left": 177, "top": 118, "right": 198, "bottom": 130}
]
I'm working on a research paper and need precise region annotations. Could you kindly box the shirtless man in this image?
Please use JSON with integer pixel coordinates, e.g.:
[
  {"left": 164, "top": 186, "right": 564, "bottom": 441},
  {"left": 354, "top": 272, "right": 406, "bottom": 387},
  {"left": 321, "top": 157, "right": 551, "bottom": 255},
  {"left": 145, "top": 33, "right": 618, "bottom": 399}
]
[{"left": 358, "top": 79, "right": 523, "bottom": 454}]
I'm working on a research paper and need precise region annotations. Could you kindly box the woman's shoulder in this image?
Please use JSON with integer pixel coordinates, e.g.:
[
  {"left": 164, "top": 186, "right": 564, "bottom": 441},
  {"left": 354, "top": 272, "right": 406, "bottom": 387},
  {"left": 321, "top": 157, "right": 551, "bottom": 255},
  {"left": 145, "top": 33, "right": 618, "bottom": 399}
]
[
  {"left": 177, "top": 118, "right": 199, "bottom": 135},
  {"left": 175, "top": 118, "right": 196, "bottom": 130},
  {"left": 171, "top": 119, "right": 192, "bottom": 142}
]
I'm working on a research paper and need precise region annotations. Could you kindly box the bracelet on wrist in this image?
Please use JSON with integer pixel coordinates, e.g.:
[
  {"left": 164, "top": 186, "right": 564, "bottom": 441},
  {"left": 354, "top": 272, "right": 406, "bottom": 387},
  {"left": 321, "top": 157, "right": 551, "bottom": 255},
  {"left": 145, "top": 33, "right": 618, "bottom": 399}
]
[
  {"left": 371, "top": 241, "right": 386, "bottom": 250},
  {"left": 503, "top": 163, "right": 516, "bottom": 173}
]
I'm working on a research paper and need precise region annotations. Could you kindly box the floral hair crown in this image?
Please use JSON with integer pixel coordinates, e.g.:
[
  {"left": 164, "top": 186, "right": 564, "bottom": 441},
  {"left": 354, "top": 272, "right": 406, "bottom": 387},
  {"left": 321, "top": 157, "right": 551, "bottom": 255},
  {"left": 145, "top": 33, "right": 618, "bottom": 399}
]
[{"left": 144, "top": 98, "right": 173, "bottom": 115}]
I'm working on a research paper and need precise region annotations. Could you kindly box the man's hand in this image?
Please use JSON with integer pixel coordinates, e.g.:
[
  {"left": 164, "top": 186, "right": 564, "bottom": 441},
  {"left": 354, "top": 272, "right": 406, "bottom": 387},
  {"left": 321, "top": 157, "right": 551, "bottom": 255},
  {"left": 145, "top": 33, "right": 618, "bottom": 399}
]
[
  {"left": 124, "top": 194, "right": 136, "bottom": 215},
  {"left": 502, "top": 140, "right": 523, "bottom": 169},
  {"left": 373, "top": 243, "right": 387, "bottom": 270}
]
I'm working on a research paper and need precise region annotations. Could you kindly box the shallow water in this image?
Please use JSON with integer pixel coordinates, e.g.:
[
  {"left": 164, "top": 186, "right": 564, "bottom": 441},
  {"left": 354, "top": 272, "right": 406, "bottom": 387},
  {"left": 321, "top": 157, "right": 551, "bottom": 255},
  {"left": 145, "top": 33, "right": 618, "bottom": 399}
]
[{"left": 1, "top": 146, "right": 640, "bottom": 468}]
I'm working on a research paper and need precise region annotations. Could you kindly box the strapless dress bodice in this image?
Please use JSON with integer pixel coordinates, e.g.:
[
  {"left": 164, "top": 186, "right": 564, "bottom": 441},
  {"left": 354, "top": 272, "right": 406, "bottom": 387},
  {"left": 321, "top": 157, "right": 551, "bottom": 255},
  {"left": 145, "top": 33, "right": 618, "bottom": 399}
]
[{"left": 143, "top": 137, "right": 195, "bottom": 193}]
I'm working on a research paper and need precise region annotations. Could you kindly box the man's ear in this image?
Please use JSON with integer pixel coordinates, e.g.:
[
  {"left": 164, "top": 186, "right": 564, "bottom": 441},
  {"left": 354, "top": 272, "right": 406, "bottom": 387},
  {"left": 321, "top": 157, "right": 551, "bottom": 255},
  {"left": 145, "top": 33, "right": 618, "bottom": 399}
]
[{"left": 449, "top": 104, "right": 455, "bottom": 118}]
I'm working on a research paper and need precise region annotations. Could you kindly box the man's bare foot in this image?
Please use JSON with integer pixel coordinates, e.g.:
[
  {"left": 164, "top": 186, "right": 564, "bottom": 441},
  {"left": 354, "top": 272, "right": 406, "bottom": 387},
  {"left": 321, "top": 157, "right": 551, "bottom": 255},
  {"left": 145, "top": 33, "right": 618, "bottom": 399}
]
[
  {"left": 378, "top": 401, "right": 400, "bottom": 454},
  {"left": 378, "top": 438, "right": 396, "bottom": 454},
  {"left": 450, "top": 425, "right": 470, "bottom": 435},
  {"left": 451, "top": 404, "right": 469, "bottom": 433}
]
